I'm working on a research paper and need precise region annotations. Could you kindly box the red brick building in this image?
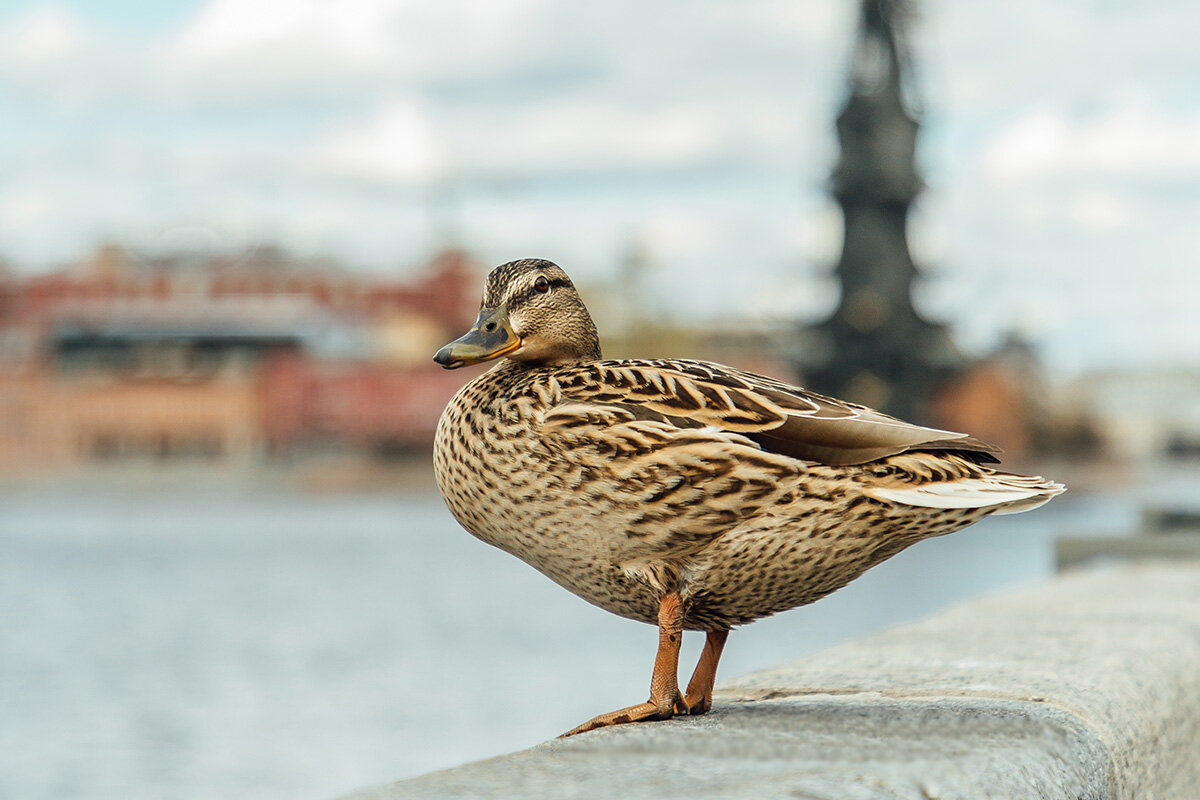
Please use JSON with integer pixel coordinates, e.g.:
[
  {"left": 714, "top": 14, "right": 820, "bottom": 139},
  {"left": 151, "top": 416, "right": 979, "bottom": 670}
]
[
  {"left": 259, "top": 355, "right": 468, "bottom": 457},
  {"left": 0, "top": 245, "right": 480, "bottom": 473}
]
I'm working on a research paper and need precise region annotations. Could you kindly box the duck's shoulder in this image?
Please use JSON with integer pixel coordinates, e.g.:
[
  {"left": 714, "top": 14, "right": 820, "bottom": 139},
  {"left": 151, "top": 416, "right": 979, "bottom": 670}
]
[
  {"left": 550, "top": 357, "right": 828, "bottom": 401},
  {"left": 546, "top": 357, "right": 775, "bottom": 405},
  {"left": 460, "top": 357, "right": 754, "bottom": 400}
]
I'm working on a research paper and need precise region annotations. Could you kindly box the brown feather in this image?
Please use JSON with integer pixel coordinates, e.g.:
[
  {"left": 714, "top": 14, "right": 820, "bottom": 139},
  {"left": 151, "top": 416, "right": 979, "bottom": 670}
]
[{"left": 552, "top": 359, "right": 998, "bottom": 467}]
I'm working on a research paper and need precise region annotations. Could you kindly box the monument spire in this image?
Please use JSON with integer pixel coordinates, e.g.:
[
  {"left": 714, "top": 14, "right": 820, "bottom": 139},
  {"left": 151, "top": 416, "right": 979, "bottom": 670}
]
[{"left": 796, "top": 0, "right": 962, "bottom": 424}]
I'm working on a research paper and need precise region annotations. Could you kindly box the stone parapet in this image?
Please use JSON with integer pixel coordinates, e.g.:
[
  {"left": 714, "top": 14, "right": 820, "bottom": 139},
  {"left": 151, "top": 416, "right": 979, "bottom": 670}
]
[{"left": 342, "top": 564, "right": 1200, "bottom": 800}]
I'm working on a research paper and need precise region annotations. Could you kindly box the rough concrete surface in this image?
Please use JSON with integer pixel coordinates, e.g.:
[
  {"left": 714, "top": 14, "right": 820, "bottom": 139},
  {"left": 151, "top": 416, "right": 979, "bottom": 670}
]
[{"left": 341, "top": 564, "right": 1200, "bottom": 800}]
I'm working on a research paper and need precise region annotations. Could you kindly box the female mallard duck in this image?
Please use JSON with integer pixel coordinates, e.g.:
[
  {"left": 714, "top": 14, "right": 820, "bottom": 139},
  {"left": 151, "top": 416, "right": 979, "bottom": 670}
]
[{"left": 433, "top": 258, "right": 1064, "bottom": 737}]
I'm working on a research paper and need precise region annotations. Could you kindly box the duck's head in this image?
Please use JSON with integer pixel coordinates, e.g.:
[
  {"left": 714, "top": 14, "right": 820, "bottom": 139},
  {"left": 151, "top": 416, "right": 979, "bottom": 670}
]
[{"left": 434, "top": 259, "right": 601, "bottom": 369}]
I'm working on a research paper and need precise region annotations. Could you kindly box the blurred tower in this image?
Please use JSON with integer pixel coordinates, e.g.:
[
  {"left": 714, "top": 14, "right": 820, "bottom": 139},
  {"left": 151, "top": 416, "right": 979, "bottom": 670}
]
[{"left": 795, "top": 0, "right": 963, "bottom": 423}]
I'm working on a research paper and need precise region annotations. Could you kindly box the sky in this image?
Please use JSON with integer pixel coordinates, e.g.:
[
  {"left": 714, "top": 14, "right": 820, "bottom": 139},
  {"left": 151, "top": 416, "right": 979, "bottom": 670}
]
[{"left": 0, "top": 0, "right": 1198, "bottom": 375}]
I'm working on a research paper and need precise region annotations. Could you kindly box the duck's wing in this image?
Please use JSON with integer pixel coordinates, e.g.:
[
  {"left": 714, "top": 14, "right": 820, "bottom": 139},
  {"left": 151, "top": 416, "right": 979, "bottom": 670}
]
[
  {"left": 551, "top": 359, "right": 1001, "bottom": 467},
  {"left": 540, "top": 402, "right": 801, "bottom": 562}
]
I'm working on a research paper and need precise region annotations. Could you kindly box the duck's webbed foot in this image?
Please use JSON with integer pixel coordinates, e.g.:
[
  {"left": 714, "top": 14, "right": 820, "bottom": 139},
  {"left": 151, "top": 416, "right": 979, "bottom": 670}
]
[{"left": 560, "top": 592, "right": 687, "bottom": 738}]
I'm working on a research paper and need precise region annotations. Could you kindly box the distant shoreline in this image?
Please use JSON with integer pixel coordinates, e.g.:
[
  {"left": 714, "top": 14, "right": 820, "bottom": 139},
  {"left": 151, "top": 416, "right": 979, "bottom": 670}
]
[{"left": 0, "top": 451, "right": 441, "bottom": 496}]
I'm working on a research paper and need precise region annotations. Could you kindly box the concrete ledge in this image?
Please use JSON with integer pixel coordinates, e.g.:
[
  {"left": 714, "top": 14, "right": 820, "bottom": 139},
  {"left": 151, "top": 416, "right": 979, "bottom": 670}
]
[{"left": 343, "top": 564, "right": 1200, "bottom": 800}]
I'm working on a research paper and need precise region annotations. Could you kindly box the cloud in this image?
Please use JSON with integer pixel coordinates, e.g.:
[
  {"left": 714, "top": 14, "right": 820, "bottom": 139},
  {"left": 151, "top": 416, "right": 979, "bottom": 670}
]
[
  {"left": 306, "top": 98, "right": 444, "bottom": 183},
  {"left": 438, "top": 100, "right": 786, "bottom": 178},
  {"left": 1, "top": 0, "right": 850, "bottom": 111},
  {"left": 0, "top": 4, "right": 89, "bottom": 64},
  {"left": 170, "top": 0, "right": 546, "bottom": 75},
  {"left": 0, "top": 5, "right": 133, "bottom": 109},
  {"left": 1067, "top": 191, "right": 1132, "bottom": 231},
  {"left": 299, "top": 96, "right": 754, "bottom": 188},
  {"left": 163, "top": 0, "right": 429, "bottom": 102},
  {"left": 980, "top": 104, "right": 1200, "bottom": 185},
  {"left": 923, "top": 0, "right": 1200, "bottom": 118}
]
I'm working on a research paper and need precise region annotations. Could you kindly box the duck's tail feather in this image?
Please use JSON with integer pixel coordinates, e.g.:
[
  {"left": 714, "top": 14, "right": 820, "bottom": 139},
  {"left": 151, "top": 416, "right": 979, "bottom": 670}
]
[{"left": 863, "top": 474, "right": 1066, "bottom": 514}]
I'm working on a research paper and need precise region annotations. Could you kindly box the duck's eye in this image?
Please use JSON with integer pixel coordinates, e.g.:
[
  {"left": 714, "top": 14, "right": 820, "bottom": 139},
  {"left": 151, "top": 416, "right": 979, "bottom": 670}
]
[{"left": 533, "top": 276, "right": 551, "bottom": 294}]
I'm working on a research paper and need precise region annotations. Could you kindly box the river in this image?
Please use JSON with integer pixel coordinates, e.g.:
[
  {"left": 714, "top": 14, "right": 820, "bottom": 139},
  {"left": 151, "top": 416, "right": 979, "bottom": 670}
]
[{"left": 0, "top": 474, "right": 1151, "bottom": 800}]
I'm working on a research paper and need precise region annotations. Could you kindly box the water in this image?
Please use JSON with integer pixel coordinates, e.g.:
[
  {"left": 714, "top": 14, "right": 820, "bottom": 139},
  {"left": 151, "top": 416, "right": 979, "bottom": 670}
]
[{"left": 0, "top": 481, "right": 1135, "bottom": 800}]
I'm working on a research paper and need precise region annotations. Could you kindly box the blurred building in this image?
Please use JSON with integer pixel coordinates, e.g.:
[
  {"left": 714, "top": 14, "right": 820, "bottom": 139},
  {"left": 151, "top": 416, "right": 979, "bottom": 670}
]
[
  {"left": 930, "top": 333, "right": 1104, "bottom": 464},
  {"left": 0, "top": 245, "right": 478, "bottom": 473},
  {"left": 1068, "top": 370, "right": 1200, "bottom": 462}
]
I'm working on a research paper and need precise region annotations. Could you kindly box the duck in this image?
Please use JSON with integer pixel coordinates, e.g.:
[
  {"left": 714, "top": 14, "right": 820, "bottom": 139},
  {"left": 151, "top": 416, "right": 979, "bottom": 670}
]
[{"left": 432, "top": 258, "right": 1064, "bottom": 737}]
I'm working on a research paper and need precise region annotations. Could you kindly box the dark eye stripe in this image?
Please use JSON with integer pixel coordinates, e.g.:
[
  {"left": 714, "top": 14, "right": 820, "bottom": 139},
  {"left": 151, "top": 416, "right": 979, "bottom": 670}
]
[{"left": 507, "top": 277, "right": 572, "bottom": 308}]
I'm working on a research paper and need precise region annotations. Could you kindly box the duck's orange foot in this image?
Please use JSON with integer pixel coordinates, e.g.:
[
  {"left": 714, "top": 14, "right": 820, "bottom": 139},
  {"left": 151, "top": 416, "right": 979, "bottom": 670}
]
[
  {"left": 559, "top": 691, "right": 687, "bottom": 738},
  {"left": 681, "top": 629, "right": 729, "bottom": 716},
  {"left": 559, "top": 602, "right": 732, "bottom": 737},
  {"left": 681, "top": 692, "right": 712, "bottom": 716},
  {"left": 561, "top": 592, "right": 691, "bottom": 738}
]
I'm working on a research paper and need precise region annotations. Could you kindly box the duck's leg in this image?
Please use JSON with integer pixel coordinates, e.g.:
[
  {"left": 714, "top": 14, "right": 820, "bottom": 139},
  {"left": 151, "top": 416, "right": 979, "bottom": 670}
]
[
  {"left": 682, "top": 629, "right": 729, "bottom": 715},
  {"left": 559, "top": 591, "right": 685, "bottom": 737}
]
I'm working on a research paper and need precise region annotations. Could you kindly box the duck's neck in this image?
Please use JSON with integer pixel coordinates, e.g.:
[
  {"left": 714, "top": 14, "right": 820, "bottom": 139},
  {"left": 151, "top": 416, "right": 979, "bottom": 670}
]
[
  {"left": 500, "top": 348, "right": 602, "bottom": 372},
  {"left": 539, "top": 344, "right": 603, "bottom": 367},
  {"left": 506, "top": 331, "right": 602, "bottom": 368}
]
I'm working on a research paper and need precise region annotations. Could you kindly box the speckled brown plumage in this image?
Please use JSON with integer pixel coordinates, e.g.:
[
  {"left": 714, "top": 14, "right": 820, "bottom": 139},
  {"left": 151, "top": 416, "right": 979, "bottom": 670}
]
[{"left": 432, "top": 258, "right": 1064, "bottom": 734}]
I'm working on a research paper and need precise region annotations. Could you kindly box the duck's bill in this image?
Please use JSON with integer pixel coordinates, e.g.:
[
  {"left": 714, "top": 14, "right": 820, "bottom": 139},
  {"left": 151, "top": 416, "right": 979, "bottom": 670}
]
[{"left": 433, "top": 306, "right": 522, "bottom": 369}]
